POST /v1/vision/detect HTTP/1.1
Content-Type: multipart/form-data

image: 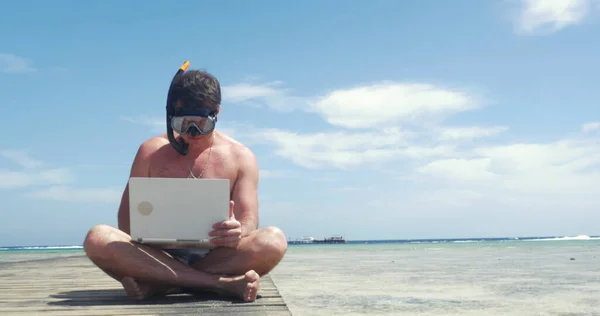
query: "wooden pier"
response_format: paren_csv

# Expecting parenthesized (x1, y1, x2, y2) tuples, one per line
(0, 255, 291, 315)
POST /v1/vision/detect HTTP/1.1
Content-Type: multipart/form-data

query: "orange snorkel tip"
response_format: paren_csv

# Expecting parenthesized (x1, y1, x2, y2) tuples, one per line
(180, 60, 190, 72)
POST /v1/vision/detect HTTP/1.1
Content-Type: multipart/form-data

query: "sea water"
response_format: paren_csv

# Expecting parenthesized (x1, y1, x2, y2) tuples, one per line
(2, 236, 600, 315)
(0, 245, 84, 264)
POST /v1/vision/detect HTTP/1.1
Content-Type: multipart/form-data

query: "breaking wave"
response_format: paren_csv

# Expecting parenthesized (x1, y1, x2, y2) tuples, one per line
(525, 235, 600, 242)
(0, 245, 83, 251)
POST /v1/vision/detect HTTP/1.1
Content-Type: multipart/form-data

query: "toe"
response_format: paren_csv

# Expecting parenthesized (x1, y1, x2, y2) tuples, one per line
(121, 277, 142, 300)
(245, 270, 260, 282)
(245, 281, 259, 302)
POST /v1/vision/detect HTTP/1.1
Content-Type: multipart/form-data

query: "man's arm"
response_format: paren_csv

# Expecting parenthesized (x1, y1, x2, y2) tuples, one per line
(231, 146, 260, 237)
(117, 140, 157, 234)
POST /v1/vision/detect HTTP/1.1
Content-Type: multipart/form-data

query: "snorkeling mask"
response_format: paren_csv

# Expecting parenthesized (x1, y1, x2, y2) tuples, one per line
(166, 61, 218, 156)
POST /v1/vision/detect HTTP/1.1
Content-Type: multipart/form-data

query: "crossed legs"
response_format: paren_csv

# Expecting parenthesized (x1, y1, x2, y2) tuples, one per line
(82, 224, 287, 302)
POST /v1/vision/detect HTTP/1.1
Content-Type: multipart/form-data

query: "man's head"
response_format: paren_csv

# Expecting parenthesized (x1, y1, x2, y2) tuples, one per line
(170, 69, 222, 113)
(166, 64, 222, 155)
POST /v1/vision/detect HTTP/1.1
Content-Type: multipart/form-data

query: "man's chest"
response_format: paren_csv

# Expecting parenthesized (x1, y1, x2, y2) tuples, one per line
(149, 150, 237, 190)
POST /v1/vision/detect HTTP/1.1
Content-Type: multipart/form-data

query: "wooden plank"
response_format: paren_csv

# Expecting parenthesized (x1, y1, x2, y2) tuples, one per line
(0, 255, 291, 315)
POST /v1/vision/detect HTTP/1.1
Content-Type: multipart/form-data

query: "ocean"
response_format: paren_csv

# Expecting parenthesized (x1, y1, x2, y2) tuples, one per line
(2, 235, 600, 315)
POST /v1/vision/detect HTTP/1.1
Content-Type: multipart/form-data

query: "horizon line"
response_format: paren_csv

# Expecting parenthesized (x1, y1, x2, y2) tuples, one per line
(2, 233, 599, 248)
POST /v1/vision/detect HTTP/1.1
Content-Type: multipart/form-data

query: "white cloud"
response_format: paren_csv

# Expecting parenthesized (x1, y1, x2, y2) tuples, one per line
(120, 115, 163, 131)
(515, 0, 595, 34)
(250, 127, 414, 169)
(234, 80, 600, 214)
(412, 188, 486, 208)
(0, 150, 73, 189)
(229, 81, 483, 169)
(260, 169, 297, 179)
(0, 54, 36, 73)
(223, 81, 481, 126)
(417, 138, 600, 204)
(0, 149, 122, 204)
(23, 185, 122, 204)
(309, 82, 478, 129)
(313, 177, 338, 183)
(401, 145, 459, 159)
(336, 130, 600, 238)
(120, 115, 167, 135)
(221, 81, 307, 111)
(437, 126, 509, 141)
(222, 82, 283, 103)
(417, 158, 499, 182)
(0, 168, 74, 189)
(582, 121, 600, 132)
(0, 150, 43, 169)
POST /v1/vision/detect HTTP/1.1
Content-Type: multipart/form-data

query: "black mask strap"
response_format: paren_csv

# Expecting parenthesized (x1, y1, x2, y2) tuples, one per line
(166, 61, 190, 156)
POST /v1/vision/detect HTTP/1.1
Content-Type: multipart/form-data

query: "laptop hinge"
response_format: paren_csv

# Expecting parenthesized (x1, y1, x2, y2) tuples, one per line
(176, 239, 208, 243)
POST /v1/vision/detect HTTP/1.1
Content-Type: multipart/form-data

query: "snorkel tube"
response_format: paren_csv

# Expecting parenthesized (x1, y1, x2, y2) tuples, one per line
(166, 60, 190, 156)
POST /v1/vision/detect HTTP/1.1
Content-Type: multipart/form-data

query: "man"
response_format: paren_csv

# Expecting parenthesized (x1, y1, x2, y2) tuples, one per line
(82, 61, 288, 303)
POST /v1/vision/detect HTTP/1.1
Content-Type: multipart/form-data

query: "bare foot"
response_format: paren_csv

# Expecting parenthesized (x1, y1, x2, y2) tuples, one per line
(217, 270, 260, 302)
(120, 276, 181, 300)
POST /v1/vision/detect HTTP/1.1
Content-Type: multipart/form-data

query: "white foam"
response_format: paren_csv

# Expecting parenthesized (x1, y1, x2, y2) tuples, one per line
(7, 245, 83, 250)
(526, 235, 600, 241)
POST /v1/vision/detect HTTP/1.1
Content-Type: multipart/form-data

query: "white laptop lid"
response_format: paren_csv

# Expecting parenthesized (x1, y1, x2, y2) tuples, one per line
(128, 177, 230, 243)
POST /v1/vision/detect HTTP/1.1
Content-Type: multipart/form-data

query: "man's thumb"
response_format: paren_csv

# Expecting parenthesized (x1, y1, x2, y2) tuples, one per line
(229, 200, 235, 219)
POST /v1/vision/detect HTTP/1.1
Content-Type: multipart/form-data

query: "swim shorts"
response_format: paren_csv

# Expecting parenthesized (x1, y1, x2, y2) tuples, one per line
(165, 249, 209, 266)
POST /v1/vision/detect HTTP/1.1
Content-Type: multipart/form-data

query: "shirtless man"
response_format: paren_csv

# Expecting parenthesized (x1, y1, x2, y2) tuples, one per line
(82, 62, 288, 303)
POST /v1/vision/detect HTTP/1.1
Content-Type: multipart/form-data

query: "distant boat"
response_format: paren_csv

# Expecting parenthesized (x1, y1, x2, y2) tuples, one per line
(292, 236, 315, 244)
(313, 235, 347, 244)
(289, 235, 347, 245)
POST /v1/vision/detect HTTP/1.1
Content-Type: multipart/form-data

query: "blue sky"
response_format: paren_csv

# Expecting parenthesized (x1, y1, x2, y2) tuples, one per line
(1, 0, 600, 246)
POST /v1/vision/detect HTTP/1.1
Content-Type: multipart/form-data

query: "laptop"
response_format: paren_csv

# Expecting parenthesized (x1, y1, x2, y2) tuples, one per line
(128, 177, 230, 249)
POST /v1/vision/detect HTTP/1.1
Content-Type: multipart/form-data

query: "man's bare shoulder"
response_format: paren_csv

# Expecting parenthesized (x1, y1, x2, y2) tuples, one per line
(133, 135, 172, 164)
(217, 132, 258, 171)
(220, 133, 256, 162)
(138, 135, 170, 154)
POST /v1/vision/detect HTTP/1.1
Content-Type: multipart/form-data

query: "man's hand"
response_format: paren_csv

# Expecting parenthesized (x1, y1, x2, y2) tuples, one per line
(209, 201, 242, 248)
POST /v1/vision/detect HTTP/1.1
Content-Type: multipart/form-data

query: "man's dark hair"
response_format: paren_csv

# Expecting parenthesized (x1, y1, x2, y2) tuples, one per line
(170, 69, 221, 110)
